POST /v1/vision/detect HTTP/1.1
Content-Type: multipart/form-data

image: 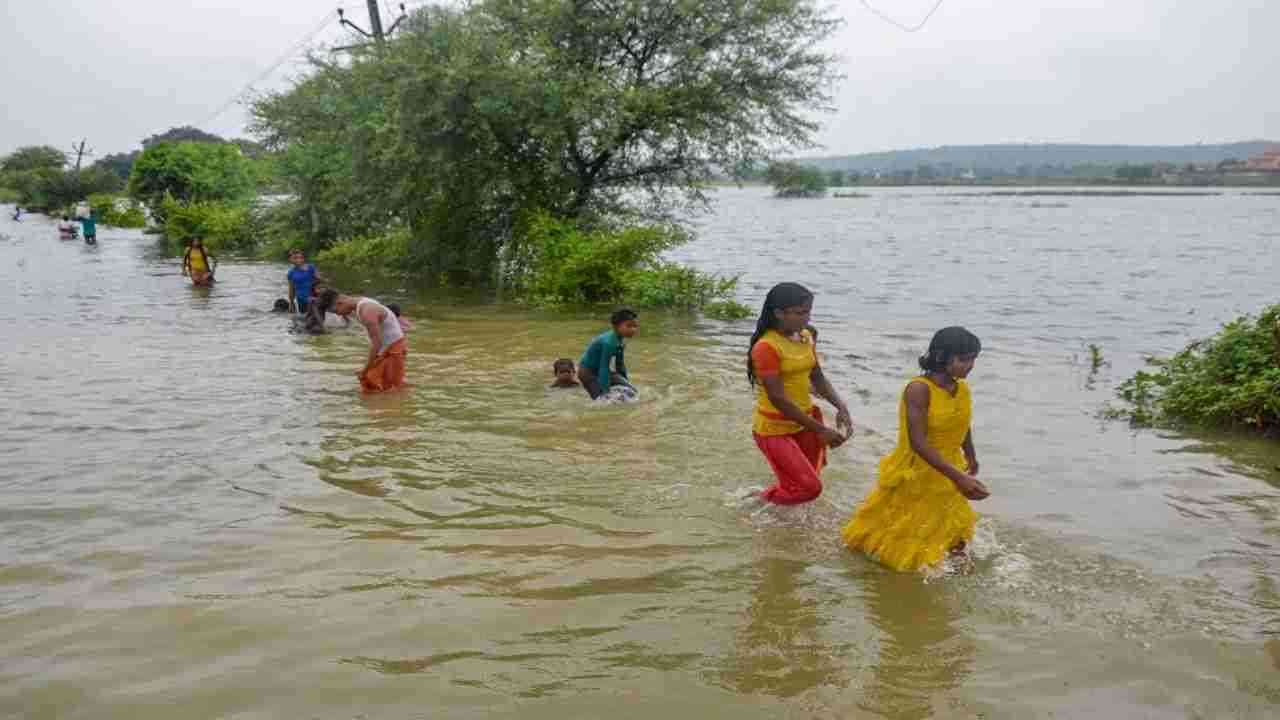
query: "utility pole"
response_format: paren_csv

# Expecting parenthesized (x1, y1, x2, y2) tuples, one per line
(70, 139, 93, 172)
(336, 3, 408, 51)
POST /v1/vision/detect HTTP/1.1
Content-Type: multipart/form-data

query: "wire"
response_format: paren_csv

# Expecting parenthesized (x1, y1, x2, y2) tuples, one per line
(192, 10, 337, 129)
(857, 0, 946, 32)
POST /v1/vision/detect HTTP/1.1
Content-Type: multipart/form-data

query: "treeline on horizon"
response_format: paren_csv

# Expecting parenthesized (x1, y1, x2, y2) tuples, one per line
(795, 141, 1276, 176)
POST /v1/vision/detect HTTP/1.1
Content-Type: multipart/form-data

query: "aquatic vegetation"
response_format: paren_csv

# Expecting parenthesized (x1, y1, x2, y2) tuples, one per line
(1112, 304, 1280, 433)
(88, 193, 146, 229)
(159, 198, 254, 254)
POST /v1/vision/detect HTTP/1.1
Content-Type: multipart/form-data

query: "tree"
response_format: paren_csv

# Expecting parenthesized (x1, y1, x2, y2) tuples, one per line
(127, 142, 257, 219)
(764, 160, 827, 197)
(2, 145, 66, 173)
(142, 126, 226, 148)
(251, 0, 841, 282)
(93, 151, 140, 181)
(827, 169, 846, 187)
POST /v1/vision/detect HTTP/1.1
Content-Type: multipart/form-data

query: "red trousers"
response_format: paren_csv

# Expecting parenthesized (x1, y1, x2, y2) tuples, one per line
(755, 408, 827, 505)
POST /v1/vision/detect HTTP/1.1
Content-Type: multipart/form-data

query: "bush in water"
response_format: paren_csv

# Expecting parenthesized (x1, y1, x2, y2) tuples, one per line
(88, 193, 146, 228)
(128, 142, 257, 223)
(514, 213, 747, 315)
(160, 198, 254, 254)
(315, 227, 412, 273)
(765, 161, 828, 198)
(1113, 303, 1280, 432)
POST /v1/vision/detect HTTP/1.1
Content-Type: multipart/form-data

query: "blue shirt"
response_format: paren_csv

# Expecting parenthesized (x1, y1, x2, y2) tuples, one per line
(579, 329, 628, 391)
(287, 264, 317, 300)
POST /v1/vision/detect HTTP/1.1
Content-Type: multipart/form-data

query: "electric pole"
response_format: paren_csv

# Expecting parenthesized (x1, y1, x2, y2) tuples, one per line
(336, 3, 408, 51)
(70, 139, 93, 172)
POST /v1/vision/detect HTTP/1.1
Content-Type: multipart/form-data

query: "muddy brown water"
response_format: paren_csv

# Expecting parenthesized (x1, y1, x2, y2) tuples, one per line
(2, 188, 1279, 718)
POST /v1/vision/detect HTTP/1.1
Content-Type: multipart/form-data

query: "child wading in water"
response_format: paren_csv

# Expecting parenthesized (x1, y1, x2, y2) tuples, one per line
(842, 327, 990, 572)
(748, 282, 853, 505)
(579, 309, 638, 401)
(549, 358, 580, 389)
(182, 239, 216, 286)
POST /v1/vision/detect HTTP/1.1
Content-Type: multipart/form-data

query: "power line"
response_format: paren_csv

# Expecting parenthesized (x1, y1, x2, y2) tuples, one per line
(857, 0, 946, 33)
(191, 10, 337, 130)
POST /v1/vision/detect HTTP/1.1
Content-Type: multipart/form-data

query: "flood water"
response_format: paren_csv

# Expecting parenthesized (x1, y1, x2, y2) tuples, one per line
(3, 188, 1279, 719)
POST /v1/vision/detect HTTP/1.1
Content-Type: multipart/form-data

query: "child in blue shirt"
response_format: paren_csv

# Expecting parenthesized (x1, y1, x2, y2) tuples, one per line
(286, 249, 324, 314)
(579, 308, 639, 400)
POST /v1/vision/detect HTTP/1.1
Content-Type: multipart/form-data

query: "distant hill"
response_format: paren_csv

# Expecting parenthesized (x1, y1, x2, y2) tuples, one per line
(802, 142, 1277, 174)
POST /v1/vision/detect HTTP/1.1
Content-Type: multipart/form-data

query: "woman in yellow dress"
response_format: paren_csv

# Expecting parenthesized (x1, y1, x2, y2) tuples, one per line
(182, 238, 216, 287)
(842, 327, 990, 572)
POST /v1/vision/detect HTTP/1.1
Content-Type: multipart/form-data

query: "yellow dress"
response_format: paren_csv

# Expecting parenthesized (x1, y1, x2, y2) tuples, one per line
(842, 376, 977, 572)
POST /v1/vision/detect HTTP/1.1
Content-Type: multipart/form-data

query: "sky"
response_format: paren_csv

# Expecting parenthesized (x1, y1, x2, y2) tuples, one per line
(1, 0, 1277, 160)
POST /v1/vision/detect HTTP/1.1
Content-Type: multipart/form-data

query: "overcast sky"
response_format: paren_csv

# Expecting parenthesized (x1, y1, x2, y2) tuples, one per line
(2, 0, 1277, 160)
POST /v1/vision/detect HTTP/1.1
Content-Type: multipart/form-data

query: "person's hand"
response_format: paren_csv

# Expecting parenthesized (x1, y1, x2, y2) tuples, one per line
(818, 426, 846, 448)
(835, 407, 854, 439)
(953, 473, 990, 501)
(966, 455, 980, 476)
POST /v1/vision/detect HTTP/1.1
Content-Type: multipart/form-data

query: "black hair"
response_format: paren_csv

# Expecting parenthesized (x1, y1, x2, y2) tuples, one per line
(553, 358, 575, 372)
(610, 308, 638, 326)
(272, 298, 290, 312)
(314, 288, 340, 317)
(919, 326, 982, 373)
(387, 303, 401, 317)
(747, 282, 814, 385)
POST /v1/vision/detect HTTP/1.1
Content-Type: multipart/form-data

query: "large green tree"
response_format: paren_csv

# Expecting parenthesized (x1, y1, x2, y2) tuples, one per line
(2, 145, 66, 173)
(127, 141, 257, 219)
(252, 0, 840, 282)
(765, 160, 827, 197)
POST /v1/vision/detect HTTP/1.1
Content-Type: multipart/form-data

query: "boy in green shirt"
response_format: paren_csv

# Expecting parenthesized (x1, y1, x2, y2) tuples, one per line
(579, 308, 639, 400)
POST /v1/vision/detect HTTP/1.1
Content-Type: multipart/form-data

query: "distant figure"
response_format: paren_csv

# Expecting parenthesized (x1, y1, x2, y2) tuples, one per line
(286, 249, 324, 315)
(746, 282, 853, 506)
(314, 289, 407, 392)
(272, 298, 291, 313)
(579, 308, 639, 400)
(549, 358, 580, 389)
(182, 238, 216, 286)
(386, 303, 412, 333)
(80, 212, 97, 245)
(842, 327, 989, 572)
(12, 207, 20, 221)
(58, 216, 78, 240)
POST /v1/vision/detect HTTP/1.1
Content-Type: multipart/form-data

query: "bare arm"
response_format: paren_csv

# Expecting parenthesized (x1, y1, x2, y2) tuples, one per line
(962, 429, 978, 475)
(905, 382, 988, 499)
(810, 364, 853, 436)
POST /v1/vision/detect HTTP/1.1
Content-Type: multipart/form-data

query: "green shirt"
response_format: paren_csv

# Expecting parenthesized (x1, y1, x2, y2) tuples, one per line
(579, 329, 628, 391)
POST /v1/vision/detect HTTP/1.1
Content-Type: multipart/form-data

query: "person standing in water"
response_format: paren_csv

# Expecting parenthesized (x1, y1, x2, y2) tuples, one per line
(748, 282, 853, 505)
(80, 211, 97, 245)
(314, 289, 407, 392)
(842, 327, 989, 572)
(286, 249, 323, 315)
(181, 238, 216, 286)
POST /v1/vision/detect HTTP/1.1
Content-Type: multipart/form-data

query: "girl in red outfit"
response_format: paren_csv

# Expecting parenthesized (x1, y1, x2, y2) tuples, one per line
(748, 282, 854, 504)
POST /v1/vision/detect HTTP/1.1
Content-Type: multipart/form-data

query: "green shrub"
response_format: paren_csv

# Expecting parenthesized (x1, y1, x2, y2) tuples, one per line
(160, 197, 254, 254)
(1112, 304, 1280, 432)
(88, 193, 146, 228)
(513, 213, 744, 313)
(128, 142, 257, 222)
(765, 161, 828, 198)
(315, 227, 412, 272)
(0, 186, 19, 204)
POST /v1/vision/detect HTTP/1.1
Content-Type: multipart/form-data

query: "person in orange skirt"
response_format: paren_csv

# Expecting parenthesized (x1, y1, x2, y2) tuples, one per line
(748, 282, 854, 504)
(314, 289, 408, 392)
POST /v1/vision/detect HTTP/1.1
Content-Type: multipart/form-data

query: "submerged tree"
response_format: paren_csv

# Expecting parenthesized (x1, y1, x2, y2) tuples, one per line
(252, 0, 841, 282)
(765, 160, 827, 197)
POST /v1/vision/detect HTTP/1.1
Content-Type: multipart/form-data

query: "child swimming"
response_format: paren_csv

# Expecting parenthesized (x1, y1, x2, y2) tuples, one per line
(579, 308, 638, 400)
(549, 358, 580, 389)
(841, 327, 989, 572)
(747, 282, 853, 505)
(273, 298, 291, 313)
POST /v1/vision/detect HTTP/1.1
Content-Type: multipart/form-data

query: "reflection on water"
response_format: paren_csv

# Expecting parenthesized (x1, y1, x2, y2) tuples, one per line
(2, 194, 1280, 717)
(859, 571, 972, 720)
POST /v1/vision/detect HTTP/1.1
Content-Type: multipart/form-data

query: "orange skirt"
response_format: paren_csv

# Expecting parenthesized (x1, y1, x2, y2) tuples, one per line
(360, 338, 407, 392)
(190, 270, 213, 286)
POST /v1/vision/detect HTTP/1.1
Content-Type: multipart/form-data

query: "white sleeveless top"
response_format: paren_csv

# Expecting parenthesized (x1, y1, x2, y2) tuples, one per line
(355, 298, 404, 352)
